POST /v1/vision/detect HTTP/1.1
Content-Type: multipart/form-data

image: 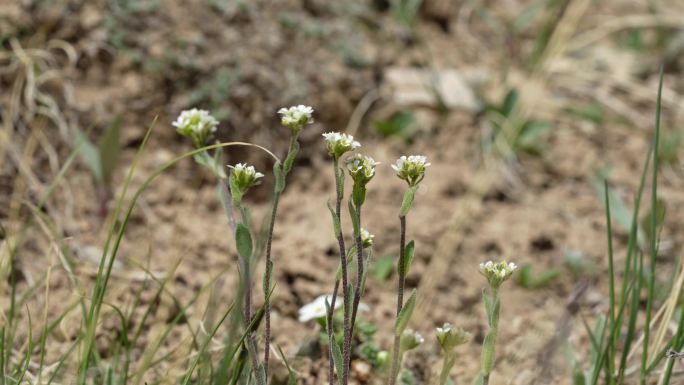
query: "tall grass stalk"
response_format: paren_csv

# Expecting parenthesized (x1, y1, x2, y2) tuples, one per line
(640, 66, 663, 385)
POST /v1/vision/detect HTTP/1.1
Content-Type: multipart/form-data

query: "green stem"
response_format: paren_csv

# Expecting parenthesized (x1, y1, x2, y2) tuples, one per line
(349, 207, 365, 360)
(235, 203, 262, 384)
(388, 215, 407, 385)
(641, 66, 663, 385)
(328, 158, 349, 385)
(264, 134, 298, 376)
(439, 353, 455, 385)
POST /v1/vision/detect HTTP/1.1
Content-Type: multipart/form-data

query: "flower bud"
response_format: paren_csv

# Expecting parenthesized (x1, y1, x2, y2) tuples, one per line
(228, 163, 264, 195)
(173, 108, 219, 147)
(346, 154, 379, 185)
(360, 228, 374, 249)
(400, 329, 424, 352)
(479, 260, 517, 288)
(435, 323, 471, 352)
(322, 132, 360, 159)
(391, 155, 430, 186)
(278, 105, 314, 133)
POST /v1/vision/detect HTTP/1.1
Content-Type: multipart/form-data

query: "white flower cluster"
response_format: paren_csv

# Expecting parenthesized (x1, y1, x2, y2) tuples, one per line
(360, 228, 374, 248)
(479, 260, 517, 287)
(278, 105, 314, 131)
(400, 329, 424, 351)
(435, 322, 471, 351)
(322, 132, 360, 158)
(173, 108, 219, 146)
(298, 294, 340, 322)
(346, 154, 379, 183)
(229, 163, 264, 192)
(392, 155, 431, 186)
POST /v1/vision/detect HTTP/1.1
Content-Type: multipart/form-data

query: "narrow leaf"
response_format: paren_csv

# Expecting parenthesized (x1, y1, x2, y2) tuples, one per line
(235, 223, 253, 260)
(395, 289, 417, 334)
(98, 116, 122, 186)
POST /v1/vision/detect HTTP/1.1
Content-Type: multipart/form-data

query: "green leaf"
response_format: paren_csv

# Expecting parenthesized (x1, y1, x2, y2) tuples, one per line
(515, 264, 561, 289)
(327, 200, 341, 238)
(235, 223, 253, 260)
(399, 240, 415, 278)
(481, 330, 497, 374)
(501, 89, 519, 117)
(349, 199, 360, 235)
(229, 173, 243, 205)
(325, 300, 345, 379)
(274, 162, 285, 194)
(283, 141, 299, 173)
(394, 289, 417, 335)
(75, 131, 103, 185)
(98, 116, 122, 186)
(373, 110, 417, 143)
(373, 255, 394, 282)
(400, 186, 417, 217)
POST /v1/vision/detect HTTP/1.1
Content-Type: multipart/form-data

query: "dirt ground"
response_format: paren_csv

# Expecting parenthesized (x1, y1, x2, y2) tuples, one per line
(2, 0, 684, 384)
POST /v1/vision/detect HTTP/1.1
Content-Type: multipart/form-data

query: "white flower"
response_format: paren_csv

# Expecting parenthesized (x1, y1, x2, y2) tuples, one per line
(400, 329, 424, 351)
(322, 132, 361, 158)
(278, 105, 314, 130)
(392, 155, 431, 186)
(436, 322, 471, 351)
(298, 294, 340, 322)
(360, 228, 374, 248)
(479, 260, 517, 287)
(173, 108, 219, 146)
(228, 163, 264, 192)
(346, 154, 379, 183)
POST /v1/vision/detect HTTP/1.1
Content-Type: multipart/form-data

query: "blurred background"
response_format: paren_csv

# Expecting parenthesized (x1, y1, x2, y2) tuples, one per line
(2, 0, 684, 384)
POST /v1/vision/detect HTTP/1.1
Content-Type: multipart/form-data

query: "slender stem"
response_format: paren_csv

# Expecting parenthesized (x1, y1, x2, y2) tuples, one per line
(327, 278, 341, 385)
(349, 208, 365, 368)
(242, 254, 261, 381)
(263, 191, 281, 374)
(263, 135, 297, 376)
(439, 354, 451, 385)
(641, 70, 663, 385)
(328, 158, 349, 385)
(483, 375, 490, 385)
(388, 215, 407, 385)
(236, 204, 262, 383)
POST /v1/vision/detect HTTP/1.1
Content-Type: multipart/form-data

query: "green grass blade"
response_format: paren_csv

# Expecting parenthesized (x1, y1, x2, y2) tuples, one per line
(641, 65, 664, 384)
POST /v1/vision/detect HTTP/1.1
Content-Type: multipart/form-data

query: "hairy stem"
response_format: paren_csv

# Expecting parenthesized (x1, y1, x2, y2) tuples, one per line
(349, 209, 364, 351)
(263, 135, 297, 376)
(327, 159, 349, 385)
(241, 254, 261, 382)
(388, 215, 407, 385)
(327, 278, 341, 385)
(263, 191, 280, 374)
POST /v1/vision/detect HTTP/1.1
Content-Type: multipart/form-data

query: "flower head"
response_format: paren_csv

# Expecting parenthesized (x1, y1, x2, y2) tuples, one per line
(346, 154, 379, 185)
(436, 323, 471, 352)
(400, 329, 424, 352)
(173, 108, 219, 146)
(322, 132, 360, 159)
(392, 155, 431, 186)
(298, 294, 340, 322)
(360, 228, 374, 249)
(278, 105, 314, 132)
(479, 260, 517, 288)
(228, 163, 264, 194)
